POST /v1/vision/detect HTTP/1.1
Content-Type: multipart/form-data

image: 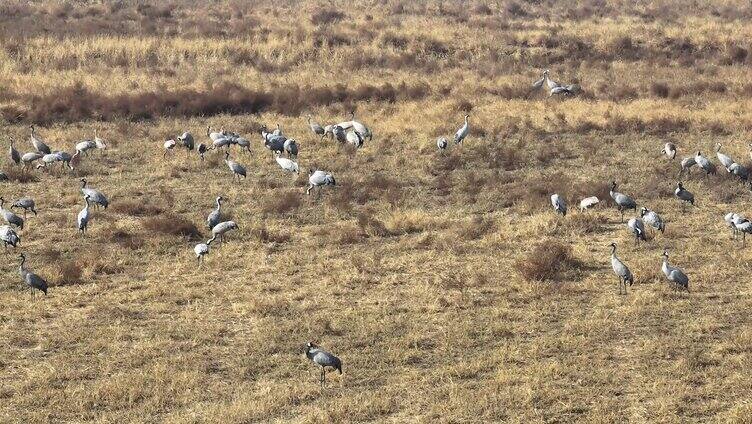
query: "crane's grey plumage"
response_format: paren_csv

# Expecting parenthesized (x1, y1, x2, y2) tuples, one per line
(207, 126, 224, 142)
(80, 178, 109, 209)
(579, 196, 599, 212)
(332, 125, 347, 144)
(0, 197, 24, 229)
(346, 130, 364, 148)
(18, 253, 47, 298)
(36, 153, 58, 170)
(8, 139, 20, 165)
(694, 151, 716, 176)
(307, 169, 336, 195)
(197, 143, 208, 160)
(284, 138, 299, 158)
(715, 143, 734, 170)
(194, 239, 213, 266)
(305, 342, 342, 387)
(348, 113, 372, 141)
(76, 139, 96, 156)
(21, 152, 43, 168)
(609, 181, 637, 223)
(0, 225, 20, 249)
(661, 249, 689, 291)
(679, 156, 696, 177)
(609, 243, 633, 295)
(725, 212, 741, 239)
(640, 207, 665, 234)
(549, 84, 580, 97)
(29, 125, 51, 154)
(207, 196, 223, 231)
(308, 115, 325, 138)
(209, 220, 238, 245)
(674, 181, 694, 212)
(531, 70, 548, 91)
(233, 135, 251, 154)
(437, 137, 448, 152)
(224, 152, 246, 181)
(550, 193, 566, 216)
(733, 215, 752, 247)
(662, 142, 677, 160)
(53, 150, 77, 171)
(178, 132, 194, 153)
(94, 129, 107, 150)
(454, 114, 469, 145)
(273, 123, 283, 137)
(163, 139, 177, 158)
(627, 217, 647, 245)
(275, 153, 299, 174)
(728, 162, 749, 182)
(11, 197, 37, 218)
(77, 194, 91, 235)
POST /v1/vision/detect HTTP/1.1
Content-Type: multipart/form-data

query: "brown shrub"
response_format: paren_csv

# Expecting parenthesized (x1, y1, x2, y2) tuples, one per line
(142, 213, 201, 240)
(455, 216, 494, 240)
(106, 228, 144, 250)
(651, 82, 670, 98)
(111, 199, 163, 217)
(249, 226, 291, 244)
(515, 241, 581, 282)
(356, 210, 389, 237)
(311, 9, 345, 25)
(2, 167, 38, 183)
(262, 191, 301, 216)
(54, 260, 83, 286)
(472, 3, 493, 15)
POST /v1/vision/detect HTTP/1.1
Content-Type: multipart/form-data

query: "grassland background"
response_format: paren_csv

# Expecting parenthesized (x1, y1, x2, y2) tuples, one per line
(2, 0, 752, 422)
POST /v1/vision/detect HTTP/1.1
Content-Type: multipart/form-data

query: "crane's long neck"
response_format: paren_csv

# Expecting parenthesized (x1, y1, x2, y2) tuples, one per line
(19, 256, 26, 272)
(610, 245, 616, 256)
(208, 234, 217, 244)
(216, 198, 222, 209)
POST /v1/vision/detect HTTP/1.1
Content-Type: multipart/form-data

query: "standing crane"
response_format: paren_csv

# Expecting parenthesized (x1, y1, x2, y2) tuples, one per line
(609, 243, 633, 295)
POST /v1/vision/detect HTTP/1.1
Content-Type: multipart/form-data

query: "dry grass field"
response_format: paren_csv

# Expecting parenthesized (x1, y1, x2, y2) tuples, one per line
(3, 0, 752, 422)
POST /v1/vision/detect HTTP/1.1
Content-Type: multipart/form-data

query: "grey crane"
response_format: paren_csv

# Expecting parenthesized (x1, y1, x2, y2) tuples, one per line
(437, 137, 448, 152)
(8, 139, 20, 165)
(178, 132, 195, 155)
(627, 217, 647, 245)
(661, 248, 689, 291)
(194, 239, 213, 266)
(11, 198, 37, 218)
(207, 126, 224, 142)
(662, 142, 677, 160)
(694, 151, 716, 177)
(323, 124, 335, 140)
(21, 152, 43, 169)
(715, 143, 734, 170)
(640, 207, 665, 234)
(729, 162, 749, 181)
(273, 123, 283, 137)
(609, 243, 633, 295)
(29, 125, 51, 154)
(454, 114, 469, 145)
(53, 150, 77, 171)
(674, 181, 694, 212)
(209, 220, 238, 245)
(530, 70, 549, 92)
(609, 181, 637, 223)
(224, 152, 246, 181)
(725, 212, 740, 239)
(549, 84, 580, 97)
(94, 129, 107, 151)
(197, 143, 208, 161)
(733, 215, 752, 247)
(233, 135, 252, 154)
(77, 194, 92, 235)
(0, 225, 20, 249)
(550, 193, 567, 216)
(18, 253, 48, 298)
(284, 138, 299, 158)
(304, 342, 342, 388)
(307, 169, 336, 195)
(207, 196, 223, 231)
(346, 130, 364, 148)
(348, 112, 372, 141)
(0, 197, 24, 229)
(35, 153, 58, 171)
(163, 139, 177, 158)
(75, 139, 96, 156)
(332, 125, 347, 144)
(275, 152, 299, 174)
(678, 156, 696, 177)
(307, 115, 325, 138)
(579, 196, 600, 212)
(80, 178, 109, 209)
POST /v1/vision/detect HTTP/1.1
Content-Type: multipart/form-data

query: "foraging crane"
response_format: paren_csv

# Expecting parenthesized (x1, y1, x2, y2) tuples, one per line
(346, 130, 364, 148)
(627, 217, 647, 245)
(194, 239, 213, 266)
(10, 198, 37, 218)
(207, 196, 223, 231)
(332, 125, 347, 144)
(715, 143, 734, 171)
(729, 162, 749, 182)
(304, 342, 342, 388)
(75, 139, 96, 156)
(679, 156, 696, 177)
(197, 143, 208, 161)
(94, 129, 107, 150)
(224, 152, 246, 181)
(0, 225, 20, 249)
(531, 70, 549, 92)
(36, 153, 58, 170)
(178, 132, 194, 154)
(307, 169, 336, 195)
(53, 150, 77, 171)
(437, 137, 448, 152)
(233, 135, 251, 154)
(163, 139, 177, 158)
(29, 125, 51, 154)
(284, 138, 299, 158)
(323, 125, 334, 140)
(77, 194, 91, 235)
(579, 196, 600, 212)
(454, 114, 469, 145)
(694, 151, 716, 176)
(609, 243, 633, 295)
(609, 181, 637, 223)
(661, 249, 689, 291)
(8, 140, 20, 165)
(307, 115, 325, 138)
(0, 197, 24, 229)
(550, 194, 567, 216)
(640, 207, 665, 234)
(733, 215, 752, 247)
(725, 212, 741, 239)
(661, 142, 677, 160)
(674, 182, 694, 212)
(549, 84, 580, 97)
(348, 112, 372, 141)
(531, 70, 579, 97)
(80, 178, 109, 209)
(275, 152, 299, 174)
(209, 220, 238, 245)
(207, 126, 224, 142)
(19, 253, 48, 298)
(21, 152, 43, 169)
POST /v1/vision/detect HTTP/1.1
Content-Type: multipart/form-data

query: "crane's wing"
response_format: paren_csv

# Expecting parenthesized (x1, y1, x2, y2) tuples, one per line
(531, 76, 545, 90)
